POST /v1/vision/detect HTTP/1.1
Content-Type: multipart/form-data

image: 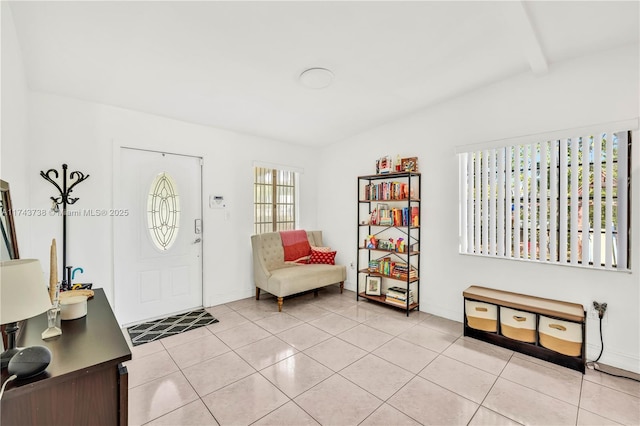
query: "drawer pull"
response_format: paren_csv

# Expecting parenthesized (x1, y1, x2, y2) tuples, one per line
(513, 316, 527, 322)
(548, 324, 567, 331)
(475, 307, 488, 312)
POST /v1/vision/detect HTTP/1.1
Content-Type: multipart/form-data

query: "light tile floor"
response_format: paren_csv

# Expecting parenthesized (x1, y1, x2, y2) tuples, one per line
(123, 285, 640, 425)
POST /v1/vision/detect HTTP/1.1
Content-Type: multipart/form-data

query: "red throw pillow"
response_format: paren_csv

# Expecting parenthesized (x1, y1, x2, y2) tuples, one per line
(309, 249, 337, 265)
(311, 246, 332, 253)
(280, 230, 311, 261)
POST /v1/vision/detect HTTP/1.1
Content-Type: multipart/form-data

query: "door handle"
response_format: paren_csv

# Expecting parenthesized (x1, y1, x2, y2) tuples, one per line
(193, 238, 202, 244)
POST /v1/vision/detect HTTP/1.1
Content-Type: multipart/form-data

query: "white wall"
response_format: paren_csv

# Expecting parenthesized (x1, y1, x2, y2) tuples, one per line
(1, 0, 322, 323)
(25, 91, 321, 311)
(4, 3, 638, 372)
(1, 2, 31, 254)
(318, 44, 640, 373)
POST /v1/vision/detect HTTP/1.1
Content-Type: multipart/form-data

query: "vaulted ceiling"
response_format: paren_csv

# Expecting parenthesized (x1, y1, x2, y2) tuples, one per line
(8, 1, 638, 146)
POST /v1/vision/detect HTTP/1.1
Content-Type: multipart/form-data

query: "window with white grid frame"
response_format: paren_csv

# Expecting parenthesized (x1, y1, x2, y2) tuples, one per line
(458, 127, 632, 271)
(254, 167, 297, 234)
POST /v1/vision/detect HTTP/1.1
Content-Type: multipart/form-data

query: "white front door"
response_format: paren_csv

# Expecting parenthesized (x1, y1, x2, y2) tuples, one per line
(115, 148, 202, 326)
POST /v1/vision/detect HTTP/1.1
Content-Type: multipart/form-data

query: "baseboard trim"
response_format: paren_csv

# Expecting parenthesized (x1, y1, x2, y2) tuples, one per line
(585, 343, 639, 374)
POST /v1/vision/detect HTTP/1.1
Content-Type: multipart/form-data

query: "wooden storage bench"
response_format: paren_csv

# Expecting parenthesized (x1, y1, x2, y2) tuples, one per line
(463, 285, 586, 373)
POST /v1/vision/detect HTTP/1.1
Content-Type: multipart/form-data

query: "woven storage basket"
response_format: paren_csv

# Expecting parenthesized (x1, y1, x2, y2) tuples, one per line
(538, 315, 582, 356)
(500, 307, 536, 343)
(465, 300, 497, 332)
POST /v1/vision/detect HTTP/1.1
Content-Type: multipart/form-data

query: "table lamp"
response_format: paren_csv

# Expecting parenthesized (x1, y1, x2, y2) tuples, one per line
(1, 259, 53, 369)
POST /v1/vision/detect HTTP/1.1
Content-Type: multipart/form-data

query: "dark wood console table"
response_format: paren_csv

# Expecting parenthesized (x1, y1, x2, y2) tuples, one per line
(1, 289, 132, 425)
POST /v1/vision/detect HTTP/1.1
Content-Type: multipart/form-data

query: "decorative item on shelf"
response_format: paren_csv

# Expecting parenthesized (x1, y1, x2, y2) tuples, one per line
(58, 289, 94, 320)
(71, 283, 93, 290)
(366, 235, 377, 249)
(60, 296, 88, 320)
(72, 266, 83, 282)
(69, 266, 93, 290)
(365, 276, 381, 296)
(369, 209, 378, 225)
(1, 259, 55, 369)
(377, 155, 393, 174)
(401, 157, 418, 172)
(42, 280, 62, 339)
(411, 207, 419, 227)
(40, 164, 90, 292)
(395, 155, 402, 172)
(378, 240, 395, 251)
(49, 239, 58, 301)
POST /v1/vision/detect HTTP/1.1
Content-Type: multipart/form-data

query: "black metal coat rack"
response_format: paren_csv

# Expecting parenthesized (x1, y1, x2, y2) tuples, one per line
(40, 164, 89, 290)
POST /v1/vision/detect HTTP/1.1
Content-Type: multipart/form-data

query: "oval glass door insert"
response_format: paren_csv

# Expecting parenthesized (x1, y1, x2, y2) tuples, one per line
(147, 172, 181, 250)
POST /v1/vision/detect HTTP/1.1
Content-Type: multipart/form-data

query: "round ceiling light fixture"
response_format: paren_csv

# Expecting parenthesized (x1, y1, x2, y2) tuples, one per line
(299, 67, 334, 89)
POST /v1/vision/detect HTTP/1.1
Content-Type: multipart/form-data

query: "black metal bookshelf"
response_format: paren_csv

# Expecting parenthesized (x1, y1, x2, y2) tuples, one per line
(357, 171, 421, 316)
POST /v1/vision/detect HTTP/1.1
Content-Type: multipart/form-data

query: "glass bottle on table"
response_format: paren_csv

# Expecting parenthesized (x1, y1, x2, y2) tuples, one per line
(42, 282, 62, 339)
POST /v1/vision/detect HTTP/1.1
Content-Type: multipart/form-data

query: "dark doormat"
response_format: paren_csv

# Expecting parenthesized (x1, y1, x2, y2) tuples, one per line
(127, 308, 219, 346)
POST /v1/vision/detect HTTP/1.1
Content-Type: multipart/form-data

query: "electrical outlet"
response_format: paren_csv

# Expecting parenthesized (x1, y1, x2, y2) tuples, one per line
(593, 301, 607, 317)
(589, 301, 608, 322)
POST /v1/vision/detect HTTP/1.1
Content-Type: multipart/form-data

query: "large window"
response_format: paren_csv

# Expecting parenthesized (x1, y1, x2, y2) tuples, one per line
(458, 126, 632, 271)
(254, 167, 297, 234)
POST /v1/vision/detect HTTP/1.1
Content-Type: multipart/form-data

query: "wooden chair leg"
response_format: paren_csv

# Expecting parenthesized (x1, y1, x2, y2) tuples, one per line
(340, 282, 344, 293)
(277, 297, 283, 312)
(255, 287, 260, 300)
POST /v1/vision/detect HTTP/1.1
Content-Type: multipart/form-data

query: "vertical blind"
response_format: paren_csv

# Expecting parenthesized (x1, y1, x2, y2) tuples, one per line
(458, 128, 631, 271)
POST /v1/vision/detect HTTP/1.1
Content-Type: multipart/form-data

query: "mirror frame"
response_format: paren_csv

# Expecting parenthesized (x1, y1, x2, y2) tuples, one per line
(1, 179, 20, 349)
(1, 179, 20, 260)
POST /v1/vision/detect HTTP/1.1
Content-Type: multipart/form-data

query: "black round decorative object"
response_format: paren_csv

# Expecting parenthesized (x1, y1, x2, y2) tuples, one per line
(7, 346, 52, 379)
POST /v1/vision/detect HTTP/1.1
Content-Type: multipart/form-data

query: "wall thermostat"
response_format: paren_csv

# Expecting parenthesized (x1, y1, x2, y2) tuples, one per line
(209, 195, 225, 209)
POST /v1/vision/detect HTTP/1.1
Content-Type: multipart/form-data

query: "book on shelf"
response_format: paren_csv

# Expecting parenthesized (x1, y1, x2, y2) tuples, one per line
(411, 206, 419, 227)
(391, 263, 418, 279)
(368, 257, 396, 276)
(369, 259, 409, 278)
(390, 208, 412, 226)
(364, 182, 414, 201)
(379, 215, 393, 226)
(385, 296, 415, 307)
(386, 287, 415, 301)
(394, 273, 417, 281)
(384, 296, 414, 305)
(386, 286, 413, 297)
(364, 181, 412, 201)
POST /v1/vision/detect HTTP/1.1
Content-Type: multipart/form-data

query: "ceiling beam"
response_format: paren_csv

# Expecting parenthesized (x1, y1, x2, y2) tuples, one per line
(503, 1, 548, 75)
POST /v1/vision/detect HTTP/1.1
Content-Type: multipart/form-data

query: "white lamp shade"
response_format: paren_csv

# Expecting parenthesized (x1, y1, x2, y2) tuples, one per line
(1, 259, 53, 324)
